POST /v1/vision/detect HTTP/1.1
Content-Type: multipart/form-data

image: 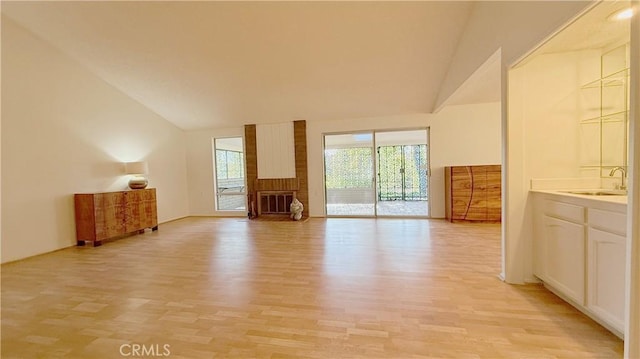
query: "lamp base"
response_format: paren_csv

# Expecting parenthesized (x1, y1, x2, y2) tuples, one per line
(128, 177, 148, 190)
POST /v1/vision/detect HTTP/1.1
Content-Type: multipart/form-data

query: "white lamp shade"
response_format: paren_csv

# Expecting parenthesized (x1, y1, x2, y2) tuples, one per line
(124, 161, 148, 175)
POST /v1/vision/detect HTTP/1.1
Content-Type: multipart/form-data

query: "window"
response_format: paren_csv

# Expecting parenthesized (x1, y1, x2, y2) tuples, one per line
(215, 150, 244, 181)
(213, 137, 246, 211)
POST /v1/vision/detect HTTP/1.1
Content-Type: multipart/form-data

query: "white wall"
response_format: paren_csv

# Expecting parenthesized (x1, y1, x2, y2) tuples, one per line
(437, 1, 591, 109)
(518, 47, 629, 184)
(1, 10, 4, 266)
(307, 102, 502, 217)
(441, 0, 593, 286)
(186, 126, 245, 217)
(506, 49, 600, 283)
(522, 50, 601, 179)
(625, 4, 640, 356)
(508, 8, 639, 355)
(184, 103, 501, 219)
(1, 17, 189, 263)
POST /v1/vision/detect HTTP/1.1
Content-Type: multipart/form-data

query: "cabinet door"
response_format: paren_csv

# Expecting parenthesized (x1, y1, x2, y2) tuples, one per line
(588, 227, 626, 332)
(544, 215, 585, 305)
(124, 191, 144, 232)
(450, 167, 472, 220)
(75, 194, 97, 241)
(466, 166, 487, 221)
(94, 192, 125, 240)
(140, 189, 158, 229)
(486, 166, 501, 221)
(532, 195, 546, 280)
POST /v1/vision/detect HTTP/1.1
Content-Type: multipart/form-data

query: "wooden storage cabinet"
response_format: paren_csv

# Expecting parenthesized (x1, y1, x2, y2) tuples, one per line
(74, 189, 158, 246)
(445, 165, 501, 222)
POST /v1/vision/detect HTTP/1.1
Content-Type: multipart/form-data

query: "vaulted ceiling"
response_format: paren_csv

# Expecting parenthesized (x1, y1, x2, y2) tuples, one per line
(2, 1, 477, 130)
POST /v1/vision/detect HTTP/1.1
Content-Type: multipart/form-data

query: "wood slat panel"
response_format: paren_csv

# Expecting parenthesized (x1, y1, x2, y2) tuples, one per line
(293, 120, 309, 217)
(255, 178, 299, 191)
(245, 124, 258, 216)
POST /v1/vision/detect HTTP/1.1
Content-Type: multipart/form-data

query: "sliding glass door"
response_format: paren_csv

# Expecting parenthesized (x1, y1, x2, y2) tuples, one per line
(324, 129, 429, 217)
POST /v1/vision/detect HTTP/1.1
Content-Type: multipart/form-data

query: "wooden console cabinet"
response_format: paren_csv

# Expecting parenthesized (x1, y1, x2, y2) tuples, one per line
(74, 188, 158, 246)
(445, 165, 501, 222)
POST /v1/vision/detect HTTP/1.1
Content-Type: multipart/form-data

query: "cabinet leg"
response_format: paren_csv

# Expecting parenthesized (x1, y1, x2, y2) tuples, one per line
(77, 240, 86, 246)
(139, 229, 145, 234)
(94, 240, 102, 247)
(152, 226, 158, 231)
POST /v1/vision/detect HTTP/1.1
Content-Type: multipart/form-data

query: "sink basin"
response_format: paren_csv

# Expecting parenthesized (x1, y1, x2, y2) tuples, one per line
(562, 190, 627, 196)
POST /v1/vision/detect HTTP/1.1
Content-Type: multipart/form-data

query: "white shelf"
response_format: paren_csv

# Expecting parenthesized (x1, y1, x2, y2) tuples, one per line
(581, 68, 629, 90)
(580, 110, 628, 125)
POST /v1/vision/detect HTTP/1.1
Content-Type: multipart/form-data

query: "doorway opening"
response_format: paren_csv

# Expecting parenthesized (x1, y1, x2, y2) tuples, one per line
(324, 129, 429, 217)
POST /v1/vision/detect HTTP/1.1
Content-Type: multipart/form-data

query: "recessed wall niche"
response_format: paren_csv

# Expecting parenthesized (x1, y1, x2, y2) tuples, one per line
(509, 1, 631, 182)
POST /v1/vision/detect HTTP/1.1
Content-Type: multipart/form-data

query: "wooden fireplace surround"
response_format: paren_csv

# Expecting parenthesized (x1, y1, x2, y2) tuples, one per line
(244, 120, 308, 219)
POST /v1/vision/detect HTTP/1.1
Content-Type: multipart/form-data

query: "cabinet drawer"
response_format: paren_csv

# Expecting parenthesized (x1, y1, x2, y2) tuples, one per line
(589, 208, 626, 236)
(544, 200, 585, 223)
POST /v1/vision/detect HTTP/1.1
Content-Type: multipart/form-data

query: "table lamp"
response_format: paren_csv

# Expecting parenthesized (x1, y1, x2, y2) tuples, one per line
(125, 161, 148, 189)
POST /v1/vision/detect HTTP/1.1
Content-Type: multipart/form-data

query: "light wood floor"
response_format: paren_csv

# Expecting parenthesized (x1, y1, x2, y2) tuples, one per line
(1, 217, 622, 358)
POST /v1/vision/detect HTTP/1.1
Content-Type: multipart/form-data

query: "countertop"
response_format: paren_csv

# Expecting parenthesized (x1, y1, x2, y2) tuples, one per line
(530, 189, 628, 205)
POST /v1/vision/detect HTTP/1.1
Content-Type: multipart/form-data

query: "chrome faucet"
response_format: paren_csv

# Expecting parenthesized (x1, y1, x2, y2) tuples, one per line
(609, 166, 627, 190)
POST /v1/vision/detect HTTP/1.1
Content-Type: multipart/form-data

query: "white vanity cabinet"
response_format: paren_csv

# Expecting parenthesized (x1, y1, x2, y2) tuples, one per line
(532, 191, 626, 338)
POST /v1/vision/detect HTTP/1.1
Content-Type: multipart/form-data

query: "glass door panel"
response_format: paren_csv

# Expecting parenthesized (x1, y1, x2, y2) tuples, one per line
(375, 130, 429, 217)
(324, 133, 375, 216)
